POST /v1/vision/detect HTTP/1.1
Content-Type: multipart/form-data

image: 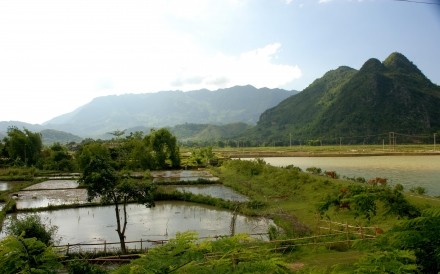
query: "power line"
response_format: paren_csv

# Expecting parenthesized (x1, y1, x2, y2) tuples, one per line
(392, 0, 440, 5)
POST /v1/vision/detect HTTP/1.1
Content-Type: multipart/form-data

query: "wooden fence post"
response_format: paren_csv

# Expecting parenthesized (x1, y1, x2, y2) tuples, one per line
(104, 240, 107, 255)
(346, 222, 350, 248)
(66, 243, 70, 255)
(140, 239, 143, 251)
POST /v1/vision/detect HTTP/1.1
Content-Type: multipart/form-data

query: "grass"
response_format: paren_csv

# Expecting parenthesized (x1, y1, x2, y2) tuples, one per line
(211, 158, 440, 270)
(211, 144, 440, 157)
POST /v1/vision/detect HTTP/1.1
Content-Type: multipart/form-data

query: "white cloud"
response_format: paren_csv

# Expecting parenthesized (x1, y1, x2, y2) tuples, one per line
(168, 43, 302, 91)
(0, 0, 301, 124)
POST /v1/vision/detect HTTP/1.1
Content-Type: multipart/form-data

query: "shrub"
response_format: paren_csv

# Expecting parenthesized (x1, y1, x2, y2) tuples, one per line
(7, 215, 58, 245)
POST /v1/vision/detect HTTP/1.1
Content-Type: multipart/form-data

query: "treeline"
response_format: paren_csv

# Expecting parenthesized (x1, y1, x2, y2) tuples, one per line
(0, 127, 180, 172)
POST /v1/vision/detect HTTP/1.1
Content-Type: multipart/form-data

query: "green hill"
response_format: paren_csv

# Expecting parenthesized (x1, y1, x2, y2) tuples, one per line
(250, 52, 440, 145)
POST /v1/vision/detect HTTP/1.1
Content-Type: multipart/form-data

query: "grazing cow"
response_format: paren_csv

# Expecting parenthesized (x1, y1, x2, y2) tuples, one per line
(325, 171, 337, 179)
(368, 177, 387, 186)
(339, 201, 350, 210)
(374, 227, 384, 235)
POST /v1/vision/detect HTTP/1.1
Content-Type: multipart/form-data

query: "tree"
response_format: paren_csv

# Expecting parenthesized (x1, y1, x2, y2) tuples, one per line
(41, 142, 75, 171)
(147, 128, 180, 169)
(386, 208, 440, 273)
(79, 155, 156, 254)
(2, 127, 42, 166)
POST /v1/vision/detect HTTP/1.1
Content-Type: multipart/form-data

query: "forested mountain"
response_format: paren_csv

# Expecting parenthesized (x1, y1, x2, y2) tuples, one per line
(249, 52, 440, 145)
(43, 85, 295, 137)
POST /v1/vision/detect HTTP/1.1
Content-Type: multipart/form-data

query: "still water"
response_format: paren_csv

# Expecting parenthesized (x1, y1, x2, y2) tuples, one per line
(259, 155, 440, 196)
(3, 201, 274, 245)
(165, 185, 249, 202)
(0, 181, 13, 191)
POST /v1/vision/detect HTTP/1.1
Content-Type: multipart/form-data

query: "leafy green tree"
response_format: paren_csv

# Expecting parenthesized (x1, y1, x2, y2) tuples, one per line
(7, 215, 58, 246)
(147, 128, 180, 169)
(79, 155, 156, 254)
(75, 141, 111, 171)
(2, 127, 42, 166)
(40, 142, 75, 171)
(386, 208, 440, 273)
(187, 146, 218, 167)
(0, 235, 62, 274)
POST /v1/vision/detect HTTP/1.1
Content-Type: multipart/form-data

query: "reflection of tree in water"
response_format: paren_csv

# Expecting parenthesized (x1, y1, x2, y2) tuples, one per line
(230, 205, 239, 236)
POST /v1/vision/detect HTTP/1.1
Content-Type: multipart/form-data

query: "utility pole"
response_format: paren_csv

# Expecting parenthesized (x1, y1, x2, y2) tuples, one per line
(289, 133, 292, 148)
(389, 132, 396, 151)
(434, 133, 437, 151)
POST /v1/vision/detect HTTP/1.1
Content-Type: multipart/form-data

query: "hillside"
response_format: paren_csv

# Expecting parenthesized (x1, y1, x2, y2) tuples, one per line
(43, 85, 296, 137)
(250, 52, 440, 145)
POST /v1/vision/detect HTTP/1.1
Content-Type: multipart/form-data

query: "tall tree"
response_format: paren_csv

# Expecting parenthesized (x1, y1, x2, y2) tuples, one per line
(79, 151, 156, 254)
(147, 128, 180, 169)
(2, 127, 42, 166)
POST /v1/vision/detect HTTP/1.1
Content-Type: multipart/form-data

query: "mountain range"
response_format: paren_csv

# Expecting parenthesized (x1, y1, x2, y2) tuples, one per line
(1, 52, 439, 146)
(1, 86, 295, 142)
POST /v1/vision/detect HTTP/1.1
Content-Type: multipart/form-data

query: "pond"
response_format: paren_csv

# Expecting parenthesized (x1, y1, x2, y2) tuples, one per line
(258, 155, 440, 196)
(15, 189, 92, 209)
(2, 201, 274, 247)
(151, 170, 219, 183)
(0, 181, 13, 191)
(15, 180, 248, 209)
(24, 180, 79, 190)
(164, 184, 249, 202)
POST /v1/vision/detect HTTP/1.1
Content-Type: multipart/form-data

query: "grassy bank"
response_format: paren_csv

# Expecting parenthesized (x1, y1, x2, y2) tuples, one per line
(211, 158, 440, 271)
(210, 144, 440, 158)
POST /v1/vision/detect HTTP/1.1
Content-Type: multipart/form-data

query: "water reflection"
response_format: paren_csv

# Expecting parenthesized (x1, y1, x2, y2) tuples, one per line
(165, 185, 249, 202)
(15, 189, 92, 209)
(152, 170, 219, 183)
(0, 181, 13, 191)
(3, 201, 274, 246)
(24, 180, 79, 190)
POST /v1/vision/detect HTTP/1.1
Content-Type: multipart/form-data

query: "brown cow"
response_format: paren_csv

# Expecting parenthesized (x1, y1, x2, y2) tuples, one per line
(325, 170, 337, 179)
(368, 177, 387, 186)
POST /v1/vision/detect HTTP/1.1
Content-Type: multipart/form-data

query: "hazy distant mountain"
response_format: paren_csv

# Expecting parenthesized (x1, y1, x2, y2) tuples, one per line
(43, 85, 296, 137)
(0, 121, 45, 133)
(0, 121, 82, 145)
(249, 52, 440, 144)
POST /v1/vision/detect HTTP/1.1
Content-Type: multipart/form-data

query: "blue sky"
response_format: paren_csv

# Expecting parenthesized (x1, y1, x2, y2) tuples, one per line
(1, 0, 439, 124)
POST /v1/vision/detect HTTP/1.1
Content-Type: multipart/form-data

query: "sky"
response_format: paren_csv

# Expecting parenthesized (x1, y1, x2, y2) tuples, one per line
(1, 0, 439, 124)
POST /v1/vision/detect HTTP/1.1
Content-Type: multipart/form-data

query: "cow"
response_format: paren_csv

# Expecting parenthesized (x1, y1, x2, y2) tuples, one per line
(368, 177, 387, 186)
(325, 170, 337, 179)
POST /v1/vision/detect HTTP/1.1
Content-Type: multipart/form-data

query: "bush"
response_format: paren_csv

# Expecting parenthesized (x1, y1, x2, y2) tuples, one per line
(68, 259, 108, 274)
(7, 215, 58, 245)
(306, 167, 322, 175)
(409, 186, 426, 195)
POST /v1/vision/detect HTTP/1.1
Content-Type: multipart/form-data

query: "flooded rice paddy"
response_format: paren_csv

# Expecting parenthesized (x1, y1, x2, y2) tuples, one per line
(0, 181, 13, 191)
(2, 171, 261, 245)
(2, 201, 273, 246)
(164, 185, 249, 202)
